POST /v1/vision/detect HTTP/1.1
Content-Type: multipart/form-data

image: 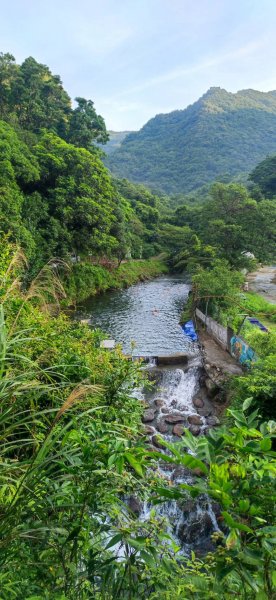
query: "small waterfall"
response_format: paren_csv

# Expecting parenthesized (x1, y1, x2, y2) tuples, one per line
(137, 356, 221, 554)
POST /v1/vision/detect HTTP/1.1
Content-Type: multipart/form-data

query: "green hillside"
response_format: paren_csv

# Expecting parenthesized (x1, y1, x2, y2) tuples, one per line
(106, 87, 276, 193)
(99, 130, 134, 154)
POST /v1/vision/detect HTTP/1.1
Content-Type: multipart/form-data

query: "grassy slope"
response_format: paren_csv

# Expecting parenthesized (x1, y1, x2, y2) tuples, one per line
(64, 258, 168, 304)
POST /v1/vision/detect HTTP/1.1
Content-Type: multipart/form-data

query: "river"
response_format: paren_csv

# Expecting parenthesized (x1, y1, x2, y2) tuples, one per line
(76, 275, 220, 553)
(76, 274, 194, 356)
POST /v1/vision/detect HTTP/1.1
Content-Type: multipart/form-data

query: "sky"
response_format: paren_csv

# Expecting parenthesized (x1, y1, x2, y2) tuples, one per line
(1, 0, 276, 130)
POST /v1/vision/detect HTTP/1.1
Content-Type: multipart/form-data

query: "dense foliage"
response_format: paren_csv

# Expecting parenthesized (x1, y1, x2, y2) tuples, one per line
(249, 154, 276, 199)
(0, 54, 168, 274)
(0, 51, 276, 598)
(106, 87, 276, 194)
(1, 241, 275, 599)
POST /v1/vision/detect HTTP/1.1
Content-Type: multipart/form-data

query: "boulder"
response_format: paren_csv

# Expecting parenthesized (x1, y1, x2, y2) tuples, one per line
(164, 414, 185, 424)
(205, 377, 220, 397)
(188, 414, 203, 426)
(173, 424, 185, 437)
(189, 425, 200, 436)
(128, 496, 142, 515)
(155, 398, 165, 407)
(207, 415, 220, 426)
(156, 420, 169, 434)
(193, 396, 204, 409)
(152, 435, 166, 449)
(143, 425, 155, 434)
(142, 409, 156, 423)
(198, 407, 212, 417)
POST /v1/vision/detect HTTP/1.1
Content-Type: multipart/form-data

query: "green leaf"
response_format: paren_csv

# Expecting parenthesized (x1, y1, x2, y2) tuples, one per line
(222, 511, 253, 533)
(105, 533, 123, 550)
(256, 592, 269, 600)
(124, 452, 144, 477)
(243, 397, 253, 411)
(238, 499, 250, 512)
(258, 526, 276, 535)
(64, 526, 81, 544)
(140, 550, 155, 567)
(260, 438, 272, 451)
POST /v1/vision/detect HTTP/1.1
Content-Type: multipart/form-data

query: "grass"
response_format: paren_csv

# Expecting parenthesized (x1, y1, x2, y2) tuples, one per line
(240, 292, 276, 329)
(63, 258, 168, 304)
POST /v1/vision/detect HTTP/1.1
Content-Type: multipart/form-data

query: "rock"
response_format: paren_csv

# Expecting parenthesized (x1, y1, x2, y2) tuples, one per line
(179, 512, 214, 545)
(142, 409, 156, 423)
(172, 466, 188, 480)
(155, 398, 165, 407)
(205, 377, 219, 397)
(198, 407, 212, 417)
(156, 420, 169, 433)
(146, 446, 156, 453)
(143, 425, 155, 434)
(193, 467, 205, 477)
(188, 414, 203, 426)
(146, 368, 163, 383)
(164, 414, 185, 424)
(152, 435, 166, 449)
(193, 396, 204, 408)
(161, 406, 168, 413)
(207, 415, 220, 426)
(128, 496, 142, 515)
(173, 424, 185, 437)
(189, 425, 200, 436)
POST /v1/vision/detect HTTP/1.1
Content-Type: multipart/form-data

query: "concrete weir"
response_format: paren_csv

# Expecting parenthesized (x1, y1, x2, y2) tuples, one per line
(156, 353, 189, 366)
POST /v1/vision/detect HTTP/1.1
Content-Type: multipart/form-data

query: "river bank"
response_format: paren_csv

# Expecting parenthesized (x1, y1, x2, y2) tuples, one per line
(63, 258, 168, 305)
(247, 265, 276, 304)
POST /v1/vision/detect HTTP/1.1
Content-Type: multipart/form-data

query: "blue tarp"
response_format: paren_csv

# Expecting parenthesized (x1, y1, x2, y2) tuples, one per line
(181, 320, 198, 342)
(247, 317, 268, 332)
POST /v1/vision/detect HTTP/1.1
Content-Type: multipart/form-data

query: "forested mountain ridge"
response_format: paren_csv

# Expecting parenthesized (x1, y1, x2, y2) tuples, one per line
(106, 87, 276, 193)
(99, 130, 134, 154)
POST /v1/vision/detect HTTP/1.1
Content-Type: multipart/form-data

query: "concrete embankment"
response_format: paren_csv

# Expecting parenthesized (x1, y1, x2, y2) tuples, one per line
(197, 326, 243, 413)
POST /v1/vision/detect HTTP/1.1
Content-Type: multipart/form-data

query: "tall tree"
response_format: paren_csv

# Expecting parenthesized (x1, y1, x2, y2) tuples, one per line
(67, 97, 109, 149)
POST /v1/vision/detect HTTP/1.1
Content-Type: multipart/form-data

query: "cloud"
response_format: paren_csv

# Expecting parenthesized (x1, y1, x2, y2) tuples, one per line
(114, 39, 266, 97)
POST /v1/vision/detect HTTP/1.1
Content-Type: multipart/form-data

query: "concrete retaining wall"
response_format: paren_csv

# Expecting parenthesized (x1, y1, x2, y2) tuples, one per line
(195, 308, 228, 350)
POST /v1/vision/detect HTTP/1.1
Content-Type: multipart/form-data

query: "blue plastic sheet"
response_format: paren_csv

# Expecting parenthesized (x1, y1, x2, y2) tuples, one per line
(247, 317, 268, 332)
(181, 320, 198, 342)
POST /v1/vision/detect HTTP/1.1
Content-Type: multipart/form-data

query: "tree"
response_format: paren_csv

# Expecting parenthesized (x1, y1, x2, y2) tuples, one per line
(67, 97, 109, 149)
(0, 52, 18, 119)
(10, 56, 72, 136)
(249, 154, 276, 198)
(192, 259, 244, 323)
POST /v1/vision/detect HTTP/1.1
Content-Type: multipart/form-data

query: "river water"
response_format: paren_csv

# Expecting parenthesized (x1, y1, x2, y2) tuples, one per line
(76, 275, 194, 356)
(76, 275, 220, 553)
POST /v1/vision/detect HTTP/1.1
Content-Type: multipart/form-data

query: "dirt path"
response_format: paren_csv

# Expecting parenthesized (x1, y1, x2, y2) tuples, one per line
(198, 329, 243, 377)
(247, 266, 276, 304)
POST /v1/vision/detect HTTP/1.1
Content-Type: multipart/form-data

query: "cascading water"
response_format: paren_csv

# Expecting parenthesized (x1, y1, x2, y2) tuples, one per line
(137, 358, 221, 554)
(76, 274, 221, 554)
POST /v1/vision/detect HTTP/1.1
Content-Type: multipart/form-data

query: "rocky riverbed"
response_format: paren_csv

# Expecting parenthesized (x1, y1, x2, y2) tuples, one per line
(136, 354, 225, 553)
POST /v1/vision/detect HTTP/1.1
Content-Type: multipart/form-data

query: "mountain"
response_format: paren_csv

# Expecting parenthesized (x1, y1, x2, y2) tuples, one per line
(106, 87, 276, 194)
(99, 130, 134, 155)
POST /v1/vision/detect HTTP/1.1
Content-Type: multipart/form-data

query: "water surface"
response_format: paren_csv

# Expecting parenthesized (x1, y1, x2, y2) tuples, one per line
(76, 275, 193, 355)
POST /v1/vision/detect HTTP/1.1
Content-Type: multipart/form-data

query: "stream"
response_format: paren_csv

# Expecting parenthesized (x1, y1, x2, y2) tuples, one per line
(76, 275, 221, 553)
